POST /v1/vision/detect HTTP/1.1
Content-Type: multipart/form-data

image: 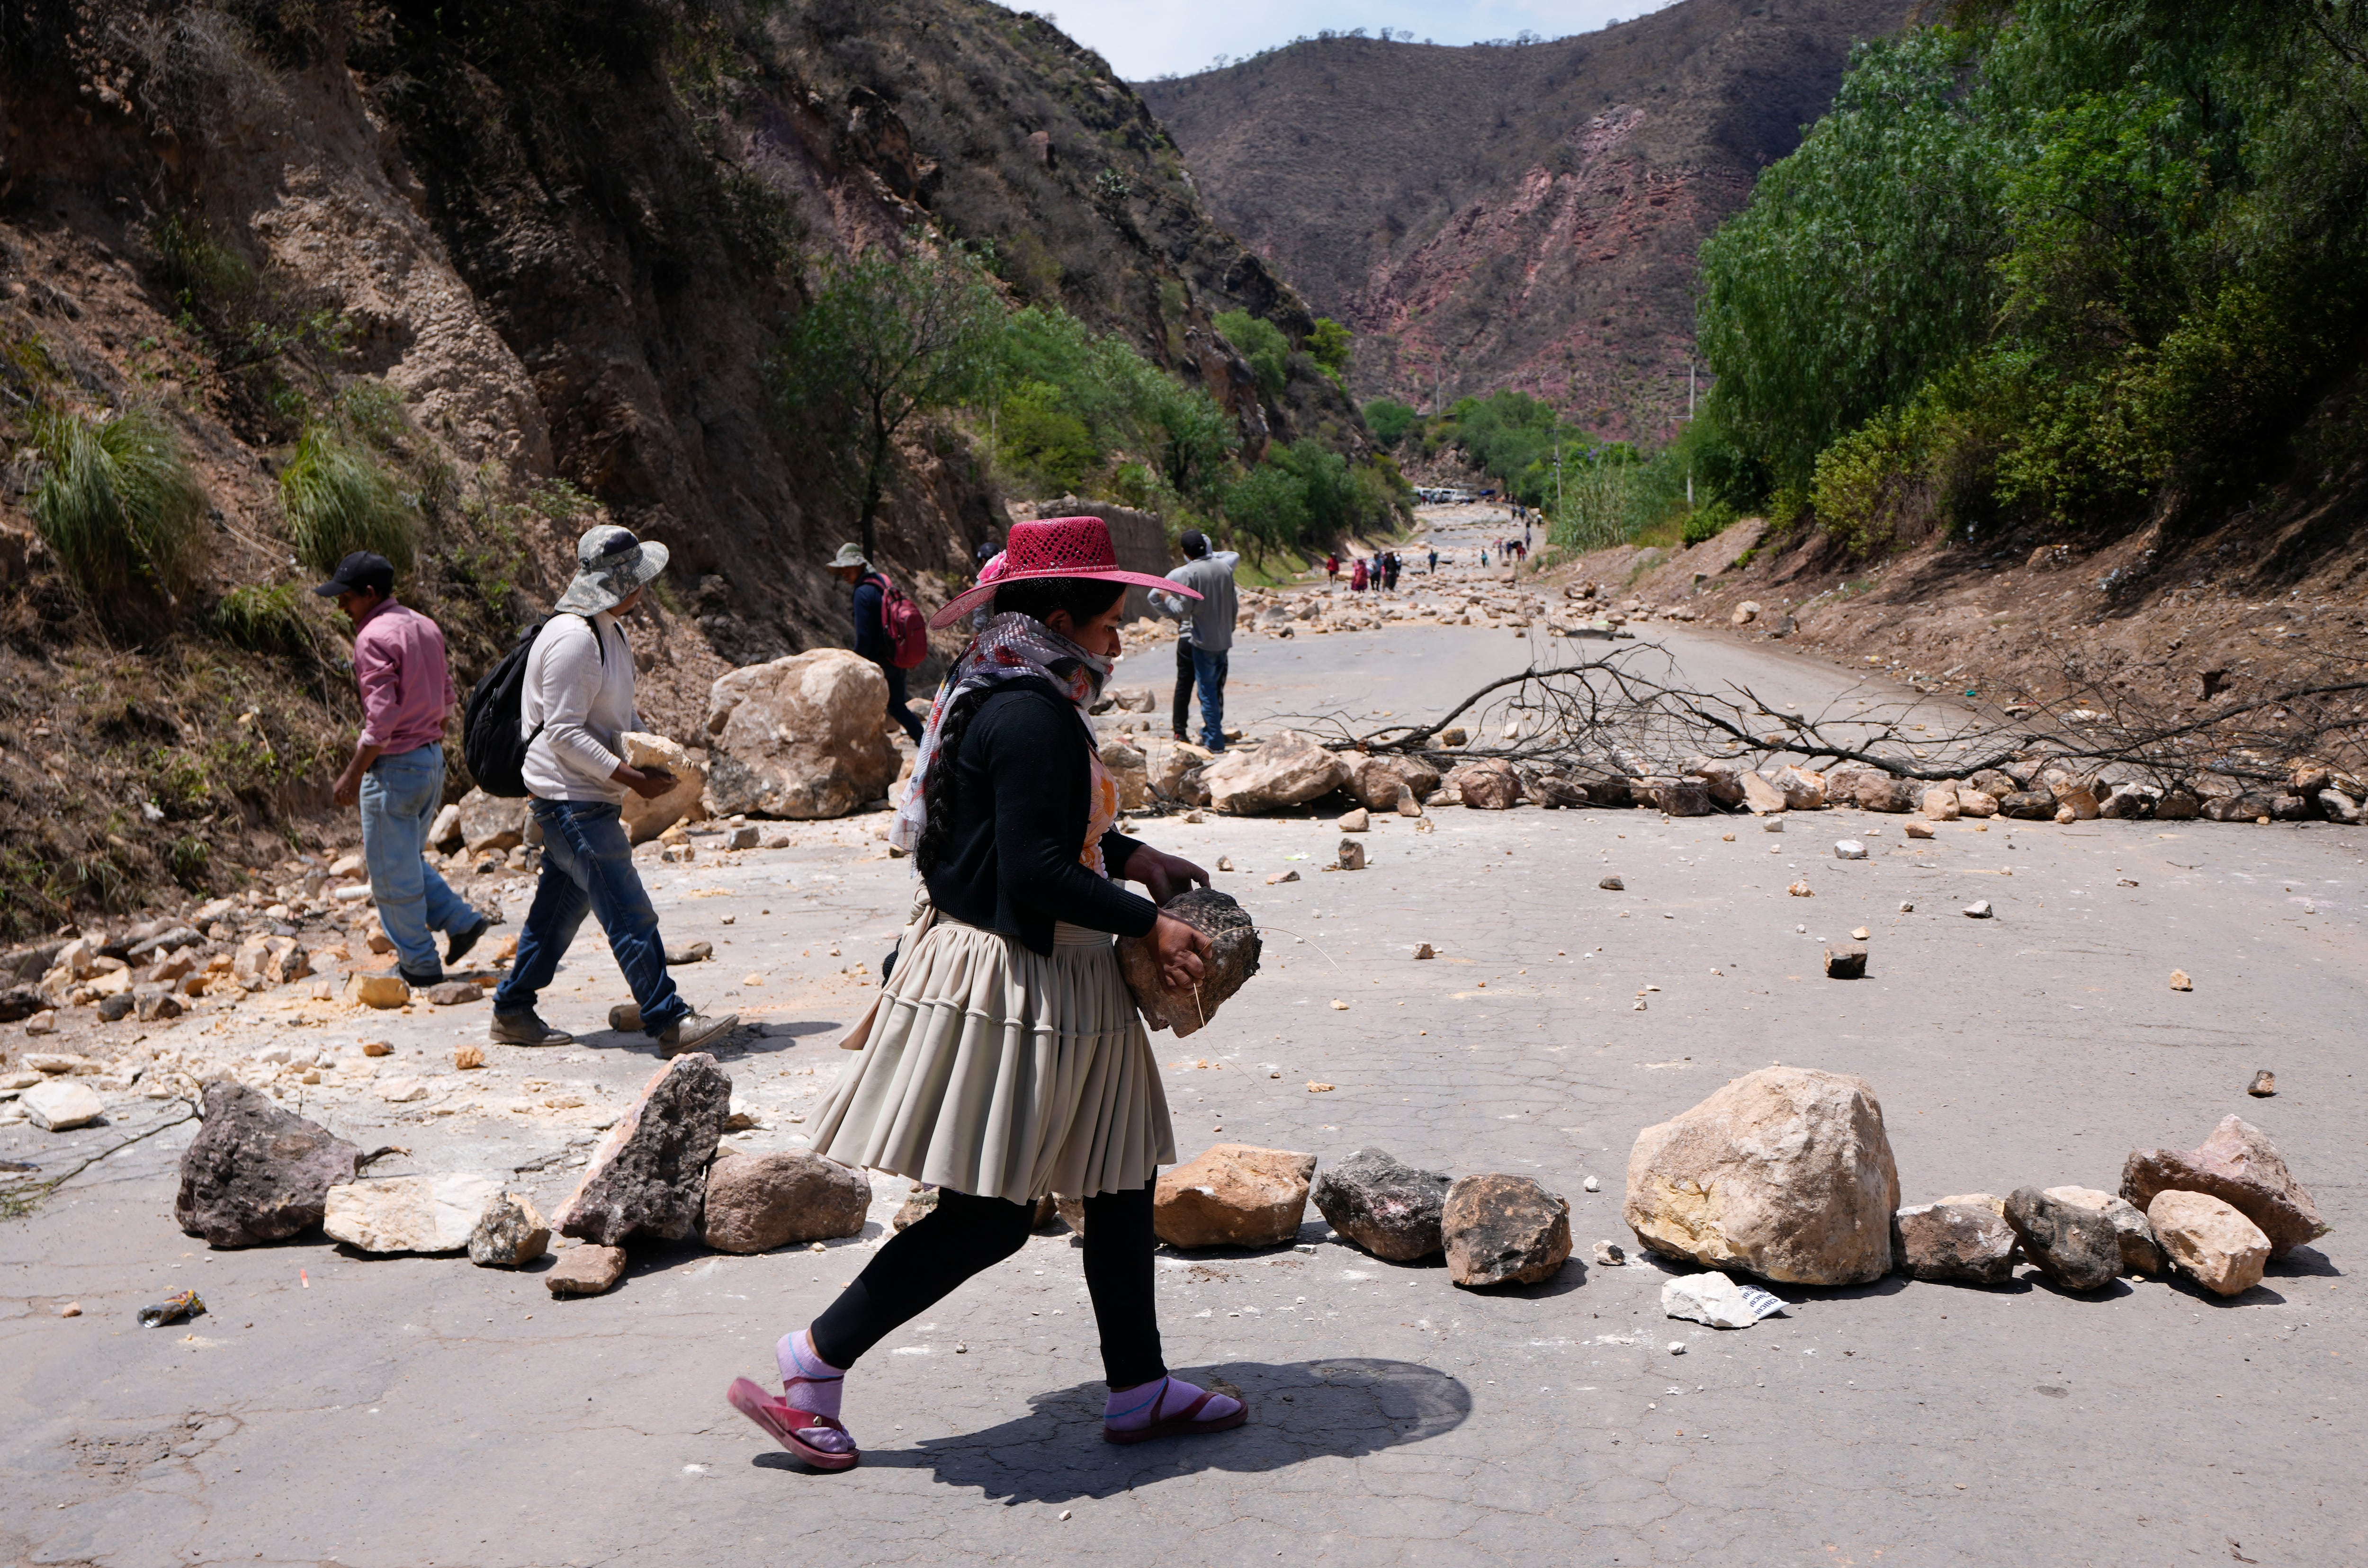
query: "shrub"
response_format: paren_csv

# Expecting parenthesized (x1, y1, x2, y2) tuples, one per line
(28, 404, 207, 606)
(279, 423, 417, 574)
(997, 379, 1100, 492)
(1363, 397, 1418, 448)
(1213, 309, 1290, 394)
(209, 583, 315, 659)
(1308, 317, 1353, 383)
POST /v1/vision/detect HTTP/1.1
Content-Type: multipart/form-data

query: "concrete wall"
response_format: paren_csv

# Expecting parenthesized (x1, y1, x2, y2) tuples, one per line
(1007, 500, 1176, 621)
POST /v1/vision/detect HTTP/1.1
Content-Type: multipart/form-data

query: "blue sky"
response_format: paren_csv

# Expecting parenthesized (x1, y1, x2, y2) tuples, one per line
(1030, 1, 1680, 81)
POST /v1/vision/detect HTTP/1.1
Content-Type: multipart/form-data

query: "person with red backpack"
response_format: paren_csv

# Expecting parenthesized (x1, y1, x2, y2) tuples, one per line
(829, 543, 926, 744)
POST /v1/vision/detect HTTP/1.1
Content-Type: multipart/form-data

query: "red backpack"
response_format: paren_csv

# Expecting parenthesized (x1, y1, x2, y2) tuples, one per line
(868, 572, 929, 669)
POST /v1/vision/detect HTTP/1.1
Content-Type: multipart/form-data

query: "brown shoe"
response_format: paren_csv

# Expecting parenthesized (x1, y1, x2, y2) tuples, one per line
(490, 1011, 574, 1047)
(657, 1010, 740, 1057)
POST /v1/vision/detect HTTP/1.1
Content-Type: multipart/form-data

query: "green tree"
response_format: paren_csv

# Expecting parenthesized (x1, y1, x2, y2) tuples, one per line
(1363, 397, 1418, 448)
(1222, 463, 1309, 554)
(1213, 309, 1290, 394)
(774, 238, 1005, 558)
(1308, 317, 1353, 383)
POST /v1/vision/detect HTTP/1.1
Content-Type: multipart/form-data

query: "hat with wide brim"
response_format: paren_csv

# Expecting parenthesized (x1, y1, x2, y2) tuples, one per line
(929, 516, 1198, 629)
(554, 524, 670, 616)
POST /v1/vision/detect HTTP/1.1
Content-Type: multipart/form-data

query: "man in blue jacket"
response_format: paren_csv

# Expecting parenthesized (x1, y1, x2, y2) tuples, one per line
(828, 543, 924, 743)
(1153, 530, 1239, 753)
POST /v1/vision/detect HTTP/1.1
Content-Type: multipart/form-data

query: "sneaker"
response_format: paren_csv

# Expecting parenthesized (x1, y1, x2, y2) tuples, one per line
(490, 1011, 574, 1047)
(608, 1002, 642, 1033)
(445, 915, 492, 967)
(657, 1010, 740, 1057)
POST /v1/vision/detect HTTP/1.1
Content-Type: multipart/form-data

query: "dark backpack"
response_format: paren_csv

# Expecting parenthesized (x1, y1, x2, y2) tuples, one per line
(867, 572, 929, 669)
(462, 613, 601, 798)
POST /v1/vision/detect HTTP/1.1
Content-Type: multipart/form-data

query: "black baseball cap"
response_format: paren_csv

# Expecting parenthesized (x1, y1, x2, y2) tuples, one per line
(312, 551, 395, 598)
(1179, 529, 1209, 558)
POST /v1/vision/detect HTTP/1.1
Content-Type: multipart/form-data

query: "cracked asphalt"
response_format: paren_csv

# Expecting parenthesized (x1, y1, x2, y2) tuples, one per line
(3, 542, 2362, 1566)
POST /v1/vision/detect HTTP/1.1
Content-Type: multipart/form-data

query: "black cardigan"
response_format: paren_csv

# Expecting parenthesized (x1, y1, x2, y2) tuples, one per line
(923, 681, 1157, 955)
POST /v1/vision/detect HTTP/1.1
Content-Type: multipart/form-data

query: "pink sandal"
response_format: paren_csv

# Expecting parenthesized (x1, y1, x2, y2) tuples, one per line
(727, 1377, 861, 1471)
(1103, 1376, 1250, 1445)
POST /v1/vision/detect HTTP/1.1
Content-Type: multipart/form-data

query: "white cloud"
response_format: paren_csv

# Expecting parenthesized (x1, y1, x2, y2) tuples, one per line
(1025, 1, 1675, 82)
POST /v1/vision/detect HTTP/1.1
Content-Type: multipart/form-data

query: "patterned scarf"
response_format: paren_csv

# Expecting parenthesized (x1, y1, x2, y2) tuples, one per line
(890, 612, 1116, 864)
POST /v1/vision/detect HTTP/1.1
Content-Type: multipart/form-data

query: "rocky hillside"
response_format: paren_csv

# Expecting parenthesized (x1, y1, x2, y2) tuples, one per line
(1138, 0, 1917, 439)
(0, 0, 1357, 940)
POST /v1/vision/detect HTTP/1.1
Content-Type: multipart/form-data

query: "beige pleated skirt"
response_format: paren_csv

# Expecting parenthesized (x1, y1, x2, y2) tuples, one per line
(811, 913, 1176, 1203)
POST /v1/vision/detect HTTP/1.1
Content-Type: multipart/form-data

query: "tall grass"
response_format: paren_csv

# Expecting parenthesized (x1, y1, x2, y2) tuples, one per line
(29, 405, 207, 604)
(210, 582, 315, 659)
(280, 423, 416, 573)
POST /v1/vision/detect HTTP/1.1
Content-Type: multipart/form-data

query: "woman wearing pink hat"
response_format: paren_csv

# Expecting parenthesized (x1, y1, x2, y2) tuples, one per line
(728, 517, 1248, 1469)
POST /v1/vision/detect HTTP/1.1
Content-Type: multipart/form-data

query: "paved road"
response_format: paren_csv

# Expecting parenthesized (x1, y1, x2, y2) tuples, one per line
(3, 612, 2361, 1568)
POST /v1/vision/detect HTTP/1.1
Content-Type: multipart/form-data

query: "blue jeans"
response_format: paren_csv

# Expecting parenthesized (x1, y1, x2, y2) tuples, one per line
(359, 744, 473, 977)
(1189, 645, 1228, 752)
(881, 661, 924, 744)
(492, 799, 688, 1034)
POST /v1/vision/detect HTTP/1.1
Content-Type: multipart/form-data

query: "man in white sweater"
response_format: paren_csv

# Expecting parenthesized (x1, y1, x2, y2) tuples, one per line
(489, 525, 737, 1055)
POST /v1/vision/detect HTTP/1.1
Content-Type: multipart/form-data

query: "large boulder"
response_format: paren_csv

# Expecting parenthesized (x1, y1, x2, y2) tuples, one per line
(619, 732, 706, 844)
(1764, 764, 1827, 810)
(1892, 1200, 2016, 1284)
(324, 1173, 502, 1254)
(1623, 1066, 1899, 1285)
(456, 788, 531, 854)
(554, 1054, 733, 1245)
(1345, 753, 1442, 812)
(2004, 1186, 2120, 1291)
(1443, 1174, 1570, 1287)
(701, 1151, 871, 1254)
(704, 650, 899, 819)
(2146, 1191, 2269, 1297)
(1199, 731, 1351, 814)
(2119, 1115, 2329, 1256)
(1311, 1148, 1451, 1262)
(1446, 758, 1524, 810)
(1685, 757, 1753, 806)
(1854, 773, 1919, 813)
(175, 1081, 362, 1248)
(2044, 1185, 2163, 1274)
(1118, 887, 1261, 1038)
(22, 1078, 104, 1130)
(1098, 741, 1150, 811)
(1153, 1144, 1316, 1248)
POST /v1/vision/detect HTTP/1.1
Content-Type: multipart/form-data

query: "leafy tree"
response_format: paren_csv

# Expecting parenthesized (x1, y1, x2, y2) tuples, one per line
(996, 380, 1099, 493)
(1222, 462, 1308, 554)
(774, 238, 1005, 558)
(1213, 309, 1290, 394)
(1308, 317, 1354, 383)
(1363, 397, 1418, 448)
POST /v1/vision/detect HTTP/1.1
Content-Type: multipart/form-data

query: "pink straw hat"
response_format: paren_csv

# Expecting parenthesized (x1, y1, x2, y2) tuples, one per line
(929, 516, 1199, 628)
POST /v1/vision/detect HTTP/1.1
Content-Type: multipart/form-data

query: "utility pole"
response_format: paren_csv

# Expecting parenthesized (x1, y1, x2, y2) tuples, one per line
(1685, 361, 1697, 510)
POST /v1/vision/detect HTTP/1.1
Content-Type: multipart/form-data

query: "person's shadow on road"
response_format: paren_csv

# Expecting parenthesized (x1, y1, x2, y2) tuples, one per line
(753, 1356, 1470, 1501)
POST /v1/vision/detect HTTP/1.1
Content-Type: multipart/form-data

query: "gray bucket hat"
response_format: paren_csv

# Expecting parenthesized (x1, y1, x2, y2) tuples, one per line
(827, 542, 870, 571)
(554, 524, 669, 615)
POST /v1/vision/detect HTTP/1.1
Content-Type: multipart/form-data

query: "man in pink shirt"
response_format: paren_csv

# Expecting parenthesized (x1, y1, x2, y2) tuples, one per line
(319, 551, 488, 987)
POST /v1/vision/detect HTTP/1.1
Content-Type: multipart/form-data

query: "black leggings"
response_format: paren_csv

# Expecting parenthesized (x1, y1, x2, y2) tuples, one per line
(810, 1182, 1166, 1388)
(1172, 638, 1194, 737)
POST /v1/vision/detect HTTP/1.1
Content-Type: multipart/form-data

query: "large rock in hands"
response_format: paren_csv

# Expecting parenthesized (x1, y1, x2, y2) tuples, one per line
(555, 1054, 732, 1245)
(1118, 887, 1261, 1038)
(1312, 1148, 1451, 1261)
(1624, 1066, 1899, 1285)
(175, 1081, 361, 1248)
(704, 650, 898, 819)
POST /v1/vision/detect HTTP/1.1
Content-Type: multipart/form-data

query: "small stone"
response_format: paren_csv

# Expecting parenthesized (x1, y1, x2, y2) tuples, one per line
(664, 941, 714, 964)
(1903, 821, 1935, 840)
(1412, 943, 1435, 960)
(1824, 945, 1867, 980)
(1833, 840, 1866, 860)
(1216, 857, 1234, 872)
(546, 1243, 628, 1296)
(1311, 1148, 1451, 1261)
(702, 1151, 872, 1254)
(1336, 838, 1367, 871)
(1599, 876, 1624, 891)
(1582, 1175, 1600, 1193)
(1336, 807, 1371, 833)
(1443, 1173, 1571, 1287)
(23, 1010, 56, 1036)
(1963, 900, 1993, 918)
(1668, 1341, 1687, 1355)
(453, 1044, 486, 1070)
(1265, 870, 1300, 885)
(2169, 969, 2192, 992)
(377, 1076, 427, 1103)
(2247, 1070, 2276, 1097)
(351, 974, 410, 1009)
(1592, 1239, 1625, 1266)
(467, 1191, 553, 1267)
(1306, 1081, 1335, 1093)
(58, 1301, 81, 1317)
(1153, 1144, 1316, 1249)
(1851, 927, 1870, 941)
(891, 1184, 940, 1231)
(360, 1040, 393, 1057)
(1329, 998, 1348, 1010)
(2146, 1191, 2269, 1297)
(726, 825, 760, 851)
(426, 981, 484, 1006)
(1892, 1201, 2017, 1284)
(22, 1078, 105, 1131)
(324, 1173, 502, 1254)
(2003, 1186, 2120, 1291)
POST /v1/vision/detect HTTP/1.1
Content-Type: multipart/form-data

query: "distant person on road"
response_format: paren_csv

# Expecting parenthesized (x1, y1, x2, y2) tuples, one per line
(732, 517, 1243, 1471)
(1350, 557, 1369, 593)
(489, 525, 738, 1057)
(1154, 529, 1240, 752)
(1383, 552, 1401, 591)
(1427, 547, 1439, 573)
(319, 550, 487, 990)
(1325, 553, 1340, 585)
(829, 543, 926, 745)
